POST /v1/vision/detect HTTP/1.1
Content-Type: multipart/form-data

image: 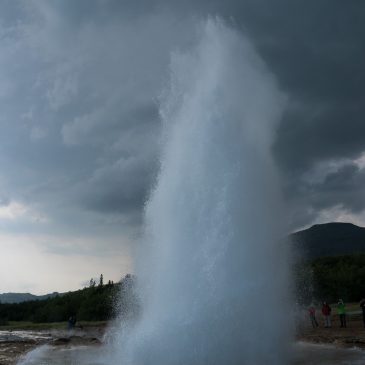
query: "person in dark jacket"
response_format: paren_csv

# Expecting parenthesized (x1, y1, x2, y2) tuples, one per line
(360, 299, 365, 327)
(68, 315, 76, 330)
(321, 302, 332, 328)
(308, 304, 319, 328)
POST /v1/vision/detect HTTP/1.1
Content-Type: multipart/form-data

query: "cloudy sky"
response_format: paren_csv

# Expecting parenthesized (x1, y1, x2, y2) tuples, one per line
(0, 0, 364, 294)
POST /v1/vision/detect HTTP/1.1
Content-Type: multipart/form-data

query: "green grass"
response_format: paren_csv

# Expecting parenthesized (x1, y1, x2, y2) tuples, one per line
(0, 320, 108, 331)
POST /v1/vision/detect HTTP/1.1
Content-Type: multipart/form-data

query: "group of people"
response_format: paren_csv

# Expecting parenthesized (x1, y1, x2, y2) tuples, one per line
(308, 299, 348, 328)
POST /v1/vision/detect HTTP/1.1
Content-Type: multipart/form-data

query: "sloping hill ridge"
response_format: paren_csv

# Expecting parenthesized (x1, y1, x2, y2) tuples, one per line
(0, 292, 59, 304)
(291, 222, 365, 259)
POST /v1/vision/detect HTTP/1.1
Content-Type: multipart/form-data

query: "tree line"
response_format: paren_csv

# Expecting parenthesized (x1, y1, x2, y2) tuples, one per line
(0, 274, 138, 324)
(295, 254, 365, 304)
(3, 253, 362, 325)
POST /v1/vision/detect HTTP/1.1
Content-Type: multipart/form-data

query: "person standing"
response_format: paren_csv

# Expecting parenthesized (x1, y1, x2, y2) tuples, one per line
(360, 299, 365, 327)
(68, 316, 74, 331)
(337, 299, 347, 328)
(308, 304, 319, 328)
(321, 302, 332, 328)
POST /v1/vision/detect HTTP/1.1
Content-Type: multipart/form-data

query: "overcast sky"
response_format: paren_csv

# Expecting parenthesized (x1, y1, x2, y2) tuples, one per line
(0, 0, 364, 294)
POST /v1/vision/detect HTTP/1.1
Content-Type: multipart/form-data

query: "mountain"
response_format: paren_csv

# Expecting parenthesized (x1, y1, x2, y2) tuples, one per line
(0, 292, 59, 304)
(290, 222, 365, 259)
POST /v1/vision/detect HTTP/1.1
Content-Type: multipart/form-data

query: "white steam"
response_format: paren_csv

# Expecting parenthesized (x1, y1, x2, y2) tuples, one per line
(113, 17, 291, 365)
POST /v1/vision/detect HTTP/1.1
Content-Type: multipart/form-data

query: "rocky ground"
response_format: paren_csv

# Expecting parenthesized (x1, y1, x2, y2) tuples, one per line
(0, 341, 38, 365)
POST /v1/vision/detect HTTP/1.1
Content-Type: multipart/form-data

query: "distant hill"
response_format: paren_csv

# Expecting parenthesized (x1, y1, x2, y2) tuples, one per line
(0, 292, 59, 304)
(290, 222, 365, 259)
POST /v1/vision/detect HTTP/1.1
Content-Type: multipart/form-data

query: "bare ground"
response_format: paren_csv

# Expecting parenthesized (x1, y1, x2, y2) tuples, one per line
(0, 326, 104, 365)
(2, 316, 365, 364)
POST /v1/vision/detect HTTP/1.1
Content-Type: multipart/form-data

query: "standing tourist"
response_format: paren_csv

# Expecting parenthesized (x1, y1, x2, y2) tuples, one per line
(360, 298, 365, 327)
(337, 299, 347, 328)
(308, 304, 319, 328)
(321, 302, 332, 328)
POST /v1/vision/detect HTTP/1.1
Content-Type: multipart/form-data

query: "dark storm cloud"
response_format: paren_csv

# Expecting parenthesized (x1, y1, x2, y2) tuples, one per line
(301, 164, 365, 212)
(201, 0, 365, 228)
(0, 0, 364, 236)
(286, 161, 365, 229)
(274, 104, 365, 171)
(0, 1, 184, 236)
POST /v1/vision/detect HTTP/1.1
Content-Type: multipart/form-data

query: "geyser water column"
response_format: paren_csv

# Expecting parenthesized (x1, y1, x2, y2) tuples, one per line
(117, 18, 291, 365)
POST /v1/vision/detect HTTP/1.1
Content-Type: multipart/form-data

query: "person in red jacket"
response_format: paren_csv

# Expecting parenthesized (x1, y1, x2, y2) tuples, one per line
(322, 301, 332, 328)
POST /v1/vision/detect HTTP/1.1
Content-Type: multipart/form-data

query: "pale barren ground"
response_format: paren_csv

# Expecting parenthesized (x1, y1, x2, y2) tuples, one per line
(0, 326, 104, 365)
(1, 314, 365, 365)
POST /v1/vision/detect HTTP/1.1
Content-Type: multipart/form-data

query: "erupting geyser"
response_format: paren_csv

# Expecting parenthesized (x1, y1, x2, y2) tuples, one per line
(113, 18, 291, 365)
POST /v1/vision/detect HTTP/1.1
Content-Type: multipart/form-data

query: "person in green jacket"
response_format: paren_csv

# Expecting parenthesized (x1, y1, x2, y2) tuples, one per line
(337, 299, 347, 328)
